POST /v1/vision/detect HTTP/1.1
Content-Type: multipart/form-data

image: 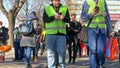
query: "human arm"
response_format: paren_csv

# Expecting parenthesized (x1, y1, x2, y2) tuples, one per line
(104, 1, 113, 35)
(81, 0, 99, 21)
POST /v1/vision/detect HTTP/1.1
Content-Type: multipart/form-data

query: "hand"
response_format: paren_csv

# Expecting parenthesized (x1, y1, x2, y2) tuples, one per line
(109, 32, 114, 37)
(59, 14, 65, 20)
(54, 13, 60, 19)
(92, 8, 99, 16)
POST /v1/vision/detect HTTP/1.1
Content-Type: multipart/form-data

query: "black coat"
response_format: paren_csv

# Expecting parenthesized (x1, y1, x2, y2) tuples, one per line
(0, 26, 9, 41)
(69, 21, 82, 36)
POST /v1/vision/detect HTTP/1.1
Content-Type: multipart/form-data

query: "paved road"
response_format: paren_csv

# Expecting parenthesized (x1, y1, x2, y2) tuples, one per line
(0, 48, 120, 68)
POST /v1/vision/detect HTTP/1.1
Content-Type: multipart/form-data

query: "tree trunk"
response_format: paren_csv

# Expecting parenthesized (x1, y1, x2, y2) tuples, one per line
(7, 13, 15, 46)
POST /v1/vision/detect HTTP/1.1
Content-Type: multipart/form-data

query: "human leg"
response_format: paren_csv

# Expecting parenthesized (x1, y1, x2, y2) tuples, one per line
(19, 47, 24, 60)
(32, 47, 38, 62)
(97, 30, 106, 66)
(72, 36, 78, 64)
(45, 35, 57, 68)
(88, 28, 98, 68)
(77, 39, 82, 57)
(13, 41, 19, 60)
(56, 35, 66, 68)
(24, 47, 32, 67)
(67, 36, 72, 63)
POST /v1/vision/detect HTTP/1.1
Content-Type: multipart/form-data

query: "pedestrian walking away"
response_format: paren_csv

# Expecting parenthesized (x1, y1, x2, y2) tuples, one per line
(20, 11, 40, 68)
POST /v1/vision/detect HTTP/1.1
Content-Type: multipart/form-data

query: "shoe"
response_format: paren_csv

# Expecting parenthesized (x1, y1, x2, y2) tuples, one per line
(68, 59, 71, 63)
(72, 61, 75, 64)
(18, 59, 24, 62)
(72, 58, 76, 64)
(33, 56, 38, 62)
(72, 60, 75, 64)
(13, 59, 19, 61)
(101, 64, 106, 68)
(40, 52, 43, 56)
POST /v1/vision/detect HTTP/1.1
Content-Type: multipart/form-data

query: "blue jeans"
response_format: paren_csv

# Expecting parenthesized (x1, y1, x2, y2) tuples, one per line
(45, 34, 66, 68)
(24, 47, 32, 65)
(14, 41, 24, 60)
(88, 28, 106, 68)
(118, 38, 120, 50)
(33, 41, 40, 57)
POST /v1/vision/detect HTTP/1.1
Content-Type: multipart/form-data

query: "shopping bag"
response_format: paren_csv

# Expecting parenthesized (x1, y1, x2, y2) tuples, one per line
(80, 26, 88, 43)
(80, 42, 87, 56)
(104, 37, 119, 61)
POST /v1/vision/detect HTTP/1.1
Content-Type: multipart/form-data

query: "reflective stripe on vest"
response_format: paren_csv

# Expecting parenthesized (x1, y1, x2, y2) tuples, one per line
(45, 5, 67, 34)
(86, 0, 106, 28)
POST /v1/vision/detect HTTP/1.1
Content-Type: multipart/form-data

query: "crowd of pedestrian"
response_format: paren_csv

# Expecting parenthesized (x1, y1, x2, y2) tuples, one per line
(0, 0, 120, 68)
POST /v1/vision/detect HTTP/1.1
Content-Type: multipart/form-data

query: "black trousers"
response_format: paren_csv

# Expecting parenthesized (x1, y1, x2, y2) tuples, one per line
(67, 35, 78, 63)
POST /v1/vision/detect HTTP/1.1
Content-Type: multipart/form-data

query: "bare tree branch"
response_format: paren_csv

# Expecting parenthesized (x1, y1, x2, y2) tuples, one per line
(9, 0, 18, 12)
(14, 0, 26, 17)
(15, 0, 19, 8)
(0, 0, 8, 15)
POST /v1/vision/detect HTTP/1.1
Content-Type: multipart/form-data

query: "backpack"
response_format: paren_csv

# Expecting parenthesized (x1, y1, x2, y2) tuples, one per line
(20, 20, 34, 36)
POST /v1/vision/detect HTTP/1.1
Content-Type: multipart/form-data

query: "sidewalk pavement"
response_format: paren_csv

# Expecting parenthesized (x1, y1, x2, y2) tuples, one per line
(0, 48, 120, 68)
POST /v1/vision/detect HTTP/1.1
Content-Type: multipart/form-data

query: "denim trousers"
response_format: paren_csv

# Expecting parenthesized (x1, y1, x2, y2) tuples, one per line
(118, 38, 120, 50)
(45, 34, 66, 68)
(14, 41, 24, 60)
(32, 41, 40, 57)
(24, 47, 32, 65)
(88, 28, 106, 68)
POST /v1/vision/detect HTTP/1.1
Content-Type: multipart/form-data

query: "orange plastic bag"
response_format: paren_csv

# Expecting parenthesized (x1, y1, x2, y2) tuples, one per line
(104, 37, 119, 61)
(0, 45, 11, 52)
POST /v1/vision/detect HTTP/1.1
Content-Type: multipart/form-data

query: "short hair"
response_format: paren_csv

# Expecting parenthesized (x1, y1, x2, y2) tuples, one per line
(0, 21, 3, 25)
(71, 14, 76, 17)
(31, 11, 36, 16)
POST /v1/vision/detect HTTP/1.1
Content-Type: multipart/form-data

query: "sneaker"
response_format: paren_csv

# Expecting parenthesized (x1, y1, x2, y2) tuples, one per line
(33, 56, 38, 62)
(40, 52, 43, 56)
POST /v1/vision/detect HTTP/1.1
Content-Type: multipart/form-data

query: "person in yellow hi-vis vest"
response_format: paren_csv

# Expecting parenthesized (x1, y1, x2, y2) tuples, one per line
(43, 0, 70, 68)
(81, 0, 113, 68)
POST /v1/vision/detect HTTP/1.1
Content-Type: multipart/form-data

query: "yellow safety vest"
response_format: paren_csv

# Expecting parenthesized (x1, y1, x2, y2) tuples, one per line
(85, 0, 106, 28)
(45, 5, 67, 34)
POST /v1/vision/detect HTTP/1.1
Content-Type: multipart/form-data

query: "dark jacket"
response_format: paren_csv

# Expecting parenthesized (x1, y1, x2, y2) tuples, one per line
(0, 26, 9, 41)
(69, 21, 82, 36)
